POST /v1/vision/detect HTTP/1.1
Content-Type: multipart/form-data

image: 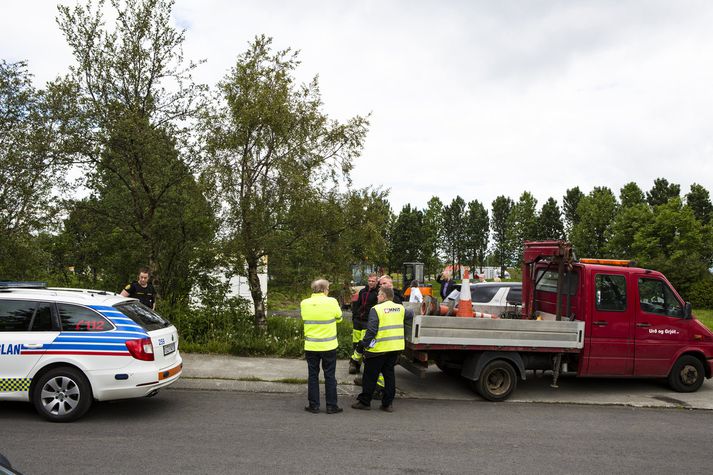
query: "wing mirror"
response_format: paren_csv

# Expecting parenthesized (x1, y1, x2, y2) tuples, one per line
(684, 301, 692, 319)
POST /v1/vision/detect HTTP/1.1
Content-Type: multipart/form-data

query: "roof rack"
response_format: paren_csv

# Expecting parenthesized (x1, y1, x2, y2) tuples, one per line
(0, 281, 48, 289)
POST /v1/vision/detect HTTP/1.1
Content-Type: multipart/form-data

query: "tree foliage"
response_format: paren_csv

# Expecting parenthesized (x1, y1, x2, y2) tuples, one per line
(646, 178, 680, 207)
(491, 195, 514, 276)
(562, 186, 584, 239)
(570, 187, 617, 258)
(0, 60, 70, 276)
(537, 197, 564, 240)
(202, 36, 369, 327)
(55, 0, 212, 302)
(685, 183, 713, 225)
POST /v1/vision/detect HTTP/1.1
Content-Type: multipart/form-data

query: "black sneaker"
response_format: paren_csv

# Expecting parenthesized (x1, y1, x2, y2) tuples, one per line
(351, 401, 371, 410)
(326, 406, 343, 414)
(304, 406, 320, 414)
(380, 405, 393, 413)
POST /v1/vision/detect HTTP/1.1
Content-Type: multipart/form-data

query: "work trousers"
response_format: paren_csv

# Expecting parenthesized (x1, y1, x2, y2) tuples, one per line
(306, 349, 338, 409)
(356, 351, 400, 407)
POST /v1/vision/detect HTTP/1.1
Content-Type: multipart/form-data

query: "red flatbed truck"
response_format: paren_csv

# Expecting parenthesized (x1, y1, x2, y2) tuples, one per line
(401, 240, 713, 401)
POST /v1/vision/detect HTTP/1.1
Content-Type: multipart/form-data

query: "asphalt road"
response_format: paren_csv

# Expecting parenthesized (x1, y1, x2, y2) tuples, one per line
(2, 390, 712, 474)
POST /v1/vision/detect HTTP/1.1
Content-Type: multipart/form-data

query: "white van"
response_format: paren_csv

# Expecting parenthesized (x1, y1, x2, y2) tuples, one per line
(0, 283, 182, 421)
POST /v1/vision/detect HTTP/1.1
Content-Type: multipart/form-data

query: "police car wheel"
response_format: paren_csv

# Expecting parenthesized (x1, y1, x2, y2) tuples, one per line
(32, 367, 92, 422)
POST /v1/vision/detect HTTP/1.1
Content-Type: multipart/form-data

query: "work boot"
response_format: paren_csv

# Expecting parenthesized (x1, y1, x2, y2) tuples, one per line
(326, 406, 343, 414)
(353, 375, 363, 386)
(380, 405, 393, 413)
(348, 359, 360, 374)
(304, 406, 319, 414)
(351, 401, 370, 410)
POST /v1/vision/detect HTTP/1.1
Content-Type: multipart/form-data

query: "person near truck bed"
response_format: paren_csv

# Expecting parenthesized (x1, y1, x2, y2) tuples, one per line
(301, 279, 344, 414)
(351, 286, 414, 412)
(353, 275, 402, 393)
(436, 272, 454, 301)
(350, 273, 379, 374)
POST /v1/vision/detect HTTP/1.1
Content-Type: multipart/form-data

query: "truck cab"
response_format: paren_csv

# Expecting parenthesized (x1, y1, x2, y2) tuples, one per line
(525, 241, 713, 391)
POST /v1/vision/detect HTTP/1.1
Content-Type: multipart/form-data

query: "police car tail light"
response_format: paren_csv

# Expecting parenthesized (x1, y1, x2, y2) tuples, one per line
(125, 337, 155, 361)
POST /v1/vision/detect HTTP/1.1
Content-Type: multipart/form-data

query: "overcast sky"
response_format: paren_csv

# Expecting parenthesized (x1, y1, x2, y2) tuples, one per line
(2, 0, 713, 213)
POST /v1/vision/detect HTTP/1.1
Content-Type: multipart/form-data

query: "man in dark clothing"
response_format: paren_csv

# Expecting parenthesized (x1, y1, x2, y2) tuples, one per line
(120, 267, 156, 309)
(350, 273, 379, 374)
(351, 286, 414, 412)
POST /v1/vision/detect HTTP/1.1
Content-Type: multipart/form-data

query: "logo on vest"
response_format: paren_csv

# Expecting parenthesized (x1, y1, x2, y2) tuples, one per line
(382, 307, 401, 313)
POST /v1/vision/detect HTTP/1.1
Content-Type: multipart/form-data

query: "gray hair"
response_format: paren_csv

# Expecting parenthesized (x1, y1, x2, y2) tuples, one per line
(311, 279, 330, 293)
(379, 286, 394, 301)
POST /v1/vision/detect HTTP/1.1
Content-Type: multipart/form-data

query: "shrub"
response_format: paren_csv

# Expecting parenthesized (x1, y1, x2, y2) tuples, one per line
(687, 277, 713, 309)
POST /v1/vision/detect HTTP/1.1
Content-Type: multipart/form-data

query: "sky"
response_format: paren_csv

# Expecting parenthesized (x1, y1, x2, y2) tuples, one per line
(2, 0, 713, 213)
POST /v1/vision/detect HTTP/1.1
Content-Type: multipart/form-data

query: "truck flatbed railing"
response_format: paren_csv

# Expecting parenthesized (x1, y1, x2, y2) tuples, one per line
(406, 315, 585, 350)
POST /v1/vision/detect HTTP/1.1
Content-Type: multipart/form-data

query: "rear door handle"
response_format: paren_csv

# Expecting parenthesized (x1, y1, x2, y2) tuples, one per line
(636, 323, 652, 328)
(593, 321, 608, 326)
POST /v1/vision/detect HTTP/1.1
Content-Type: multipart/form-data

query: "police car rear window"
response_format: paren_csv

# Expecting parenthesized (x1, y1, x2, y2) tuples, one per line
(115, 302, 171, 331)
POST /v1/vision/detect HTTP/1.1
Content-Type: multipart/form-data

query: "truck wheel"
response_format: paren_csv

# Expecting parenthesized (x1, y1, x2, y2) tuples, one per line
(473, 360, 517, 402)
(32, 367, 93, 422)
(667, 355, 704, 393)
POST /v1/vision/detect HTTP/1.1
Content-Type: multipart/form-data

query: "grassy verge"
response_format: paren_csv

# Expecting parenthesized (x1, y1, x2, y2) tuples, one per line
(694, 308, 713, 330)
(178, 313, 354, 359)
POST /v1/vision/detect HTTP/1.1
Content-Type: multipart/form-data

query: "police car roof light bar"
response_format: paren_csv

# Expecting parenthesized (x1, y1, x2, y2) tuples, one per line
(0, 281, 48, 289)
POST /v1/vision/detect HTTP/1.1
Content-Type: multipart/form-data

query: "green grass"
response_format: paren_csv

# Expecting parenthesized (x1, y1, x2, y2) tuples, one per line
(178, 314, 354, 359)
(694, 308, 713, 330)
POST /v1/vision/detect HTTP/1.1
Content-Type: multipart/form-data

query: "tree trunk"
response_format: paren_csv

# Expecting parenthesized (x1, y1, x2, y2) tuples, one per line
(246, 256, 267, 330)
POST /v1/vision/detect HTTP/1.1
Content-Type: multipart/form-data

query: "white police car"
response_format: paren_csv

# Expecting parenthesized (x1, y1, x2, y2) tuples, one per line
(0, 282, 182, 422)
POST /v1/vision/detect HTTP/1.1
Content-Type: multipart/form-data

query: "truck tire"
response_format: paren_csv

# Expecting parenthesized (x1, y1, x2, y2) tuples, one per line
(32, 366, 93, 422)
(473, 360, 517, 402)
(667, 355, 704, 393)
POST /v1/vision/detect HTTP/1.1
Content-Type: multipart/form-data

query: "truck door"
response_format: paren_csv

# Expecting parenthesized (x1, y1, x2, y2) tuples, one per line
(634, 277, 689, 377)
(584, 272, 634, 375)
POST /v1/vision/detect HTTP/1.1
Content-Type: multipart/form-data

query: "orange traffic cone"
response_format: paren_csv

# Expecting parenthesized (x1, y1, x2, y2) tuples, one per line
(456, 270, 474, 317)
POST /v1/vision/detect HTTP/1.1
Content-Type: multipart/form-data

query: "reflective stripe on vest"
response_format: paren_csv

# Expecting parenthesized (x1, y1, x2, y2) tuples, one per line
(301, 293, 342, 351)
(368, 301, 405, 353)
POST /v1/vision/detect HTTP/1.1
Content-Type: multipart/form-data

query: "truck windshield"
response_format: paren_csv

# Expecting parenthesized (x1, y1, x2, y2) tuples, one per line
(114, 301, 171, 331)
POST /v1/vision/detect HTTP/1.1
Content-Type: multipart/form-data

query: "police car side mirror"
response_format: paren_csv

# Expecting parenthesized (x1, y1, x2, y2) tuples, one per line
(684, 302, 692, 319)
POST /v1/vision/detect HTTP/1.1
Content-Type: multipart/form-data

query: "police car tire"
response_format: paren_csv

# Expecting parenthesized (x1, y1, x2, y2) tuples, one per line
(32, 367, 93, 422)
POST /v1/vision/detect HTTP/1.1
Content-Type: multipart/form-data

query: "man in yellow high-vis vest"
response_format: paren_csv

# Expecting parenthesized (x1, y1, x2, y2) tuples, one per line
(301, 279, 344, 414)
(351, 286, 414, 412)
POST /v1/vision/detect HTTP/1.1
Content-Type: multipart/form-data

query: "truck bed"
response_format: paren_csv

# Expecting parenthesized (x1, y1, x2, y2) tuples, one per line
(406, 315, 585, 351)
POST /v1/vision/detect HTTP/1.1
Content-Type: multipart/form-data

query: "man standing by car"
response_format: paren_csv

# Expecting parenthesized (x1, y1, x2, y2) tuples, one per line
(350, 273, 379, 374)
(351, 286, 413, 412)
(301, 279, 343, 414)
(120, 267, 156, 309)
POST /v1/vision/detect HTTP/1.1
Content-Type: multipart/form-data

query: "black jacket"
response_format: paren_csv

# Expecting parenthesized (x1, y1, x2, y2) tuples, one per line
(353, 285, 379, 329)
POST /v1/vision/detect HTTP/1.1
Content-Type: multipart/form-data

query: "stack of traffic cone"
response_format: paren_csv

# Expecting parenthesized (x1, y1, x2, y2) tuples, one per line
(455, 270, 474, 317)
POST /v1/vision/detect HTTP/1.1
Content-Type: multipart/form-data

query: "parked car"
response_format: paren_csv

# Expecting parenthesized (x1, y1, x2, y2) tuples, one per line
(0, 282, 182, 422)
(443, 282, 522, 318)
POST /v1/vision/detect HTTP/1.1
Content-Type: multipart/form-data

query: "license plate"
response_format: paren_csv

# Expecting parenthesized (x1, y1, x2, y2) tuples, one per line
(163, 342, 176, 356)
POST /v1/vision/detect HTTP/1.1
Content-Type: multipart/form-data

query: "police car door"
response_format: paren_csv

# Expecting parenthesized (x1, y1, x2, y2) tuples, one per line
(0, 300, 57, 391)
